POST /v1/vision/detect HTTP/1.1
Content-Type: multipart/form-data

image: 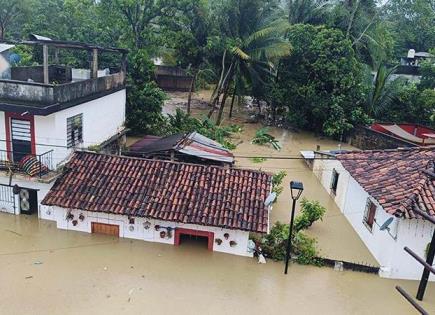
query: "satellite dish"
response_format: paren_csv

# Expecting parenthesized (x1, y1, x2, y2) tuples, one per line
(380, 217, 394, 231)
(264, 192, 277, 206)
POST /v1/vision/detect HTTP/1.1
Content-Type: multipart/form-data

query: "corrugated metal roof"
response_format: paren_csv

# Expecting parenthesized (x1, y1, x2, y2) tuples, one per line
(176, 132, 234, 163)
(128, 132, 234, 163)
(0, 43, 15, 53)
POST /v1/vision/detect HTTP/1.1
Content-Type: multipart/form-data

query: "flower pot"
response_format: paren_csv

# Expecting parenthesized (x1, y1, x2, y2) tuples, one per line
(160, 231, 166, 238)
(215, 238, 223, 245)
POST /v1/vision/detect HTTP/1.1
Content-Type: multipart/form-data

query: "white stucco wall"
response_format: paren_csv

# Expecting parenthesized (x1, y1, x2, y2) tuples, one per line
(34, 89, 126, 167)
(41, 206, 253, 257)
(312, 157, 349, 211)
(0, 174, 54, 215)
(313, 157, 435, 280)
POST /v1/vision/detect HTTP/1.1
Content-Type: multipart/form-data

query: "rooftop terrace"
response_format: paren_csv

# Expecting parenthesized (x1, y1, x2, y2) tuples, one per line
(0, 37, 127, 115)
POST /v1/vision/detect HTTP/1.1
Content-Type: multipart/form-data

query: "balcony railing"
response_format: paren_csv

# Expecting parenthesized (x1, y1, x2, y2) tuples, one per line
(0, 149, 54, 178)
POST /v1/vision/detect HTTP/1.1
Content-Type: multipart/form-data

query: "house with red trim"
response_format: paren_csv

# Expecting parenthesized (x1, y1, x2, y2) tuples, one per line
(41, 151, 272, 256)
(312, 147, 435, 280)
(0, 38, 127, 215)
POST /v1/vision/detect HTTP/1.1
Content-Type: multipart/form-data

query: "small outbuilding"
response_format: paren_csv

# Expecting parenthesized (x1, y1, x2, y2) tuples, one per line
(41, 151, 272, 256)
(126, 132, 235, 165)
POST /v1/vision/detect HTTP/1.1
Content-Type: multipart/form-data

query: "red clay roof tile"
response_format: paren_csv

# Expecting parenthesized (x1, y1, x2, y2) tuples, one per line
(337, 147, 435, 219)
(42, 152, 272, 233)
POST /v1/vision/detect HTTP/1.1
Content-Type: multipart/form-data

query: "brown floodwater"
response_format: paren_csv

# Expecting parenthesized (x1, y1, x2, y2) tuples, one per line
(0, 214, 434, 315)
(2, 91, 433, 314)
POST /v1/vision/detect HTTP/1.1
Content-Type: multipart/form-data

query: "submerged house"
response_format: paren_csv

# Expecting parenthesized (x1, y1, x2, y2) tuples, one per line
(0, 37, 127, 215)
(312, 147, 435, 280)
(41, 151, 272, 256)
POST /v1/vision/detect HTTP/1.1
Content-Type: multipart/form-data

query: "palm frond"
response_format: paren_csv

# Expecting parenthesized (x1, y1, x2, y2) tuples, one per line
(231, 46, 250, 60)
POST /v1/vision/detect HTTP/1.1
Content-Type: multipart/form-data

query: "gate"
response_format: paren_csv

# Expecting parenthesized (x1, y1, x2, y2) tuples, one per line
(0, 184, 15, 214)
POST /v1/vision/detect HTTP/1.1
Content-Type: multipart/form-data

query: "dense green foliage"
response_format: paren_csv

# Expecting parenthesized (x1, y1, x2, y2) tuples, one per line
(274, 24, 371, 136)
(164, 109, 241, 149)
(253, 197, 326, 266)
(126, 50, 166, 134)
(2, 0, 435, 137)
(271, 170, 287, 199)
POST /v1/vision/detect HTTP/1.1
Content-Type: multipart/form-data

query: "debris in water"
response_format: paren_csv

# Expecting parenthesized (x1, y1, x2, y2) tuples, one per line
(106, 294, 111, 298)
(258, 254, 266, 264)
(334, 261, 344, 272)
(130, 266, 134, 269)
(127, 288, 135, 302)
(158, 254, 162, 257)
(25, 276, 33, 279)
(5, 229, 22, 236)
(103, 266, 108, 271)
(33, 261, 43, 265)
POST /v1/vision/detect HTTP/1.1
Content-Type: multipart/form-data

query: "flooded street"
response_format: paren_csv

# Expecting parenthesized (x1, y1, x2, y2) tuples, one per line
(1, 91, 434, 314)
(1, 214, 434, 315)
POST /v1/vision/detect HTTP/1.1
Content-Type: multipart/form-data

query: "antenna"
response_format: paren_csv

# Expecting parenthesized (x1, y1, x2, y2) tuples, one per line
(380, 217, 394, 231)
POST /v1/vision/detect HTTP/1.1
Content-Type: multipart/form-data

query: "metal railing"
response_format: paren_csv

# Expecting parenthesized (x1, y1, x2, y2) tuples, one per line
(0, 149, 54, 178)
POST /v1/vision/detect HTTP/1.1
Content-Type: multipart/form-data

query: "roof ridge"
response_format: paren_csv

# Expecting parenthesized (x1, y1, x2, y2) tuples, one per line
(337, 146, 435, 157)
(74, 150, 272, 176)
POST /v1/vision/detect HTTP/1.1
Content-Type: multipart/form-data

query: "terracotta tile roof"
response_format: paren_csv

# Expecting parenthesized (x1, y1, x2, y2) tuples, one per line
(42, 151, 272, 233)
(336, 147, 435, 219)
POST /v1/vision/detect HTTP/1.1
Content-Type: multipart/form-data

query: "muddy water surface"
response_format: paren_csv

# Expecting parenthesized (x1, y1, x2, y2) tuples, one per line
(0, 214, 434, 315)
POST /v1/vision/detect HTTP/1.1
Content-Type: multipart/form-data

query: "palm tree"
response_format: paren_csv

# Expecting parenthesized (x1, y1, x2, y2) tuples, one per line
(366, 64, 397, 117)
(208, 0, 292, 125)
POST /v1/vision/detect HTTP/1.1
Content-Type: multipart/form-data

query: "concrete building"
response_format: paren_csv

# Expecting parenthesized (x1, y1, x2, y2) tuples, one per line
(41, 151, 272, 256)
(0, 38, 127, 216)
(311, 147, 435, 280)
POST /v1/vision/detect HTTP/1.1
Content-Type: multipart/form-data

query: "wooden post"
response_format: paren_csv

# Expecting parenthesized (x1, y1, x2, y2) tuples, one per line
(54, 48, 59, 64)
(91, 48, 98, 79)
(416, 230, 435, 300)
(43, 44, 49, 84)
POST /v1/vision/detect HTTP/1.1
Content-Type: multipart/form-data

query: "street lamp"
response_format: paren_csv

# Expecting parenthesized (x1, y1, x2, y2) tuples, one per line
(284, 180, 304, 274)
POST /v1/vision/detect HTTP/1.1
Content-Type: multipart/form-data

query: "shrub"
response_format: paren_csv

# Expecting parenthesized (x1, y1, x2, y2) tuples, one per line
(253, 222, 322, 266)
(164, 109, 241, 149)
(294, 198, 327, 232)
(271, 171, 287, 199)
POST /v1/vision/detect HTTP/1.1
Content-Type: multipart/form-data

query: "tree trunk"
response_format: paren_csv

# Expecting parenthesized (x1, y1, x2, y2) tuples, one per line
(187, 71, 197, 115)
(228, 90, 236, 118)
(0, 25, 4, 41)
(216, 85, 231, 125)
(346, 0, 360, 39)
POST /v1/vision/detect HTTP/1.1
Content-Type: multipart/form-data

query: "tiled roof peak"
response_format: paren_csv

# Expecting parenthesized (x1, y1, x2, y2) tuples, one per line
(42, 151, 272, 233)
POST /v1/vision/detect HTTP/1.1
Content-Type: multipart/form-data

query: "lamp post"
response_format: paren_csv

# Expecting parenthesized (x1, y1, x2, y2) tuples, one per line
(284, 180, 304, 274)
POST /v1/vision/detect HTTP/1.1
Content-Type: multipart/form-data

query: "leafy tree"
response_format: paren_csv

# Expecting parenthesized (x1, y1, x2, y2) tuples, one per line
(125, 50, 166, 134)
(275, 24, 370, 136)
(0, 0, 30, 40)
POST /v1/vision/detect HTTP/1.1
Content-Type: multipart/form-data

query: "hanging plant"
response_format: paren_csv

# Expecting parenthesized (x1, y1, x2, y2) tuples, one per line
(79, 213, 85, 221)
(129, 217, 135, 225)
(215, 238, 223, 245)
(72, 220, 78, 226)
(155, 225, 161, 231)
(66, 212, 74, 221)
(229, 240, 237, 247)
(224, 233, 230, 240)
(160, 231, 166, 238)
(143, 221, 151, 230)
(129, 225, 134, 232)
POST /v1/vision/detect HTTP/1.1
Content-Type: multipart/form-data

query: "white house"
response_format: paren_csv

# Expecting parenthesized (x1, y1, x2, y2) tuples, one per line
(41, 151, 272, 256)
(0, 38, 127, 216)
(312, 147, 435, 280)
